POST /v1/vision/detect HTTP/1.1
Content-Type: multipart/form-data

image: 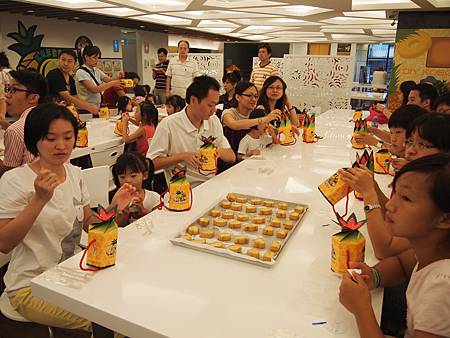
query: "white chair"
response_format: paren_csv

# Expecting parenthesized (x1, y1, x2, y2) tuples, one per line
(90, 143, 125, 191)
(90, 143, 125, 168)
(81, 166, 110, 208)
(0, 292, 54, 337)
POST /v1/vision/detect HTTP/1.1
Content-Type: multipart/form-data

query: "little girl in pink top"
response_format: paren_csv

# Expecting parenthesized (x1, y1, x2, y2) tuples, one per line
(122, 102, 158, 156)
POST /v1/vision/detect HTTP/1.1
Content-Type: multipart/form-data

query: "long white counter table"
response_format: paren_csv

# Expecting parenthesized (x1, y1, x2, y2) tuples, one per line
(32, 109, 384, 338)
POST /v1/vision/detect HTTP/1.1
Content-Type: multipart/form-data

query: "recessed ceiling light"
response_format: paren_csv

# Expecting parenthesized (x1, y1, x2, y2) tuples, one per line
(73, 16, 80, 19)
(139, 25, 145, 28)
(27, 9, 35, 13)
(85, 7, 144, 16)
(241, 5, 332, 17)
(136, 14, 192, 25)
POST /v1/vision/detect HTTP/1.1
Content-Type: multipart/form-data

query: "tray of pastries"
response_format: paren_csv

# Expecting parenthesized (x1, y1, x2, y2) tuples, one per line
(170, 193, 308, 267)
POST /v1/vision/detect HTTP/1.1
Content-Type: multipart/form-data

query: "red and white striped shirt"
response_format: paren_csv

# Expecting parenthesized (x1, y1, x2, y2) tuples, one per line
(250, 62, 280, 91)
(3, 107, 35, 168)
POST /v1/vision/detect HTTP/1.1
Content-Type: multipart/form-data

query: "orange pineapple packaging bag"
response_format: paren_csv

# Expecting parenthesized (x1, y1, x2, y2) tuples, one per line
(351, 119, 368, 149)
(114, 117, 123, 136)
(199, 136, 218, 175)
(353, 150, 374, 200)
(374, 149, 392, 174)
(331, 213, 366, 273)
(277, 112, 296, 145)
(302, 112, 316, 143)
(81, 206, 118, 270)
(160, 166, 192, 211)
(76, 121, 88, 148)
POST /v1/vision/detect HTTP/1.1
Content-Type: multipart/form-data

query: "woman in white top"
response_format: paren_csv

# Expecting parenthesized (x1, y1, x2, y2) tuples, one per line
(256, 75, 300, 128)
(0, 103, 139, 332)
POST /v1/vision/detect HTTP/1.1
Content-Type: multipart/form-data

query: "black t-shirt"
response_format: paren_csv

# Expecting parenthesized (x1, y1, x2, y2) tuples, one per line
(46, 68, 77, 96)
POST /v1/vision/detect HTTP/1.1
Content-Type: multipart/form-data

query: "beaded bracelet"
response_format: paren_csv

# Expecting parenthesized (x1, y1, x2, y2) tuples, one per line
(371, 267, 381, 288)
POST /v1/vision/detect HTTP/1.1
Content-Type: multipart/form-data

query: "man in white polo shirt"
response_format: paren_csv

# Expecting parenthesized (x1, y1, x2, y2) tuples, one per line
(250, 44, 279, 92)
(148, 76, 236, 188)
(165, 40, 200, 99)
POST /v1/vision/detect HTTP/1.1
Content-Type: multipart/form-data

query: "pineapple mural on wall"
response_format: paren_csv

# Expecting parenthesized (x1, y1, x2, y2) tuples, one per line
(7, 21, 91, 77)
(7, 21, 44, 71)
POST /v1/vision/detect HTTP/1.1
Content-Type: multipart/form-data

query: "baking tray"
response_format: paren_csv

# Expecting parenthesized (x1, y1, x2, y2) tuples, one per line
(170, 193, 308, 268)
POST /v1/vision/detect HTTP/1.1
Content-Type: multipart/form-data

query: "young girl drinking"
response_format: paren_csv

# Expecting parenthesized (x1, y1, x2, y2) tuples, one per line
(117, 95, 132, 115)
(339, 153, 450, 338)
(112, 152, 160, 227)
(0, 103, 137, 333)
(121, 102, 158, 156)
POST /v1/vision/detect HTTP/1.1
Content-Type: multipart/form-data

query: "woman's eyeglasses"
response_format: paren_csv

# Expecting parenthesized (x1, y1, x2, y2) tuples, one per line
(240, 93, 259, 99)
(404, 139, 436, 150)
(267, 86, 283, 91)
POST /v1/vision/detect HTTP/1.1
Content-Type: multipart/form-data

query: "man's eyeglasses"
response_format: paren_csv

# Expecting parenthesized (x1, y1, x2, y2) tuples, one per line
(5, 85, 33, 95)
(240, 93, 259, 99)
(404, 139, 436, 150)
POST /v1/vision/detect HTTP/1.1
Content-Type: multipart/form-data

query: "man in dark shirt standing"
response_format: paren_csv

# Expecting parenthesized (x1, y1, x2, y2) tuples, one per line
(152, 48, 169, 104)
(46, 49, 99, 114)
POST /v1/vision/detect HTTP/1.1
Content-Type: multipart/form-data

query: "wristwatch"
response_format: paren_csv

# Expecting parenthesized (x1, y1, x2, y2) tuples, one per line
(364, 204, 381, 213)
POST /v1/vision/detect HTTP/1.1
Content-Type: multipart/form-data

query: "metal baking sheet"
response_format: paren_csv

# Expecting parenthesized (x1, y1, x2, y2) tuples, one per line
(170, 193, 308, 268)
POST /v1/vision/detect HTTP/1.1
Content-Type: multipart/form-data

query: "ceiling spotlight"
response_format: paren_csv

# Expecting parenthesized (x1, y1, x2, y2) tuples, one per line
(73, 16, 80, 20)
(391, 19, 396, 26)
(139, 25, 145, 28)
(27, 9, 35, 13)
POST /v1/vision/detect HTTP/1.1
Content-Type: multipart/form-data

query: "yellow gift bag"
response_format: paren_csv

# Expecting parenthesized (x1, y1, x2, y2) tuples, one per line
(277, 112, 296, 145)
(318, 170, 353, 206)
(331, 213, 366, 273)
(302, 113, 317, 143)
(122, 79, 135, 88)
(351, 119, 368, 149)
(199, 136, 218, 175)
(99, 104, 110, 119)
(160, 166, 193, 211)
(66, 103, 80, 120)
(76, 122, 88, 148)
(80, 206, 118, 270)
(114, 117, 123, 136)
(374, 149, 392, 174)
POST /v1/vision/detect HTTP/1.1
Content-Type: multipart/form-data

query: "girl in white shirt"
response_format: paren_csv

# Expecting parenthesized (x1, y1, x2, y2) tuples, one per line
(0, 103, 139, 332)
(112, 152, 160, 227)
(339, 153, 450, 338)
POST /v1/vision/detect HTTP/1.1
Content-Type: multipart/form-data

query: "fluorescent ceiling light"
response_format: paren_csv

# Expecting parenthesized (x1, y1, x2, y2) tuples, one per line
(197, 20, 239, 28)
(343, 10, 387, 19)
(352, 0, 419, 10)
(203, 0, 285, 8)
(136, 14, 192, 25)
(85, 7, 144, 16)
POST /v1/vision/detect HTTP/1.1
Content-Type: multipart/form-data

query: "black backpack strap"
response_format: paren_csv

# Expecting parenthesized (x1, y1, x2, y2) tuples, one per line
(79, 66, 101, 86)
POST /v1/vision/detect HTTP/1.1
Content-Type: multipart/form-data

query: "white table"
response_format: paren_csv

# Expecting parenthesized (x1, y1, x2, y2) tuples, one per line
(32, 109, 384, 338)
(350, 91, 387, 102)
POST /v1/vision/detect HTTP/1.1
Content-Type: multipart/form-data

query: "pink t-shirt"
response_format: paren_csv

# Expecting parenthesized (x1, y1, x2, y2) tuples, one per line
(136, 124, 155, 156)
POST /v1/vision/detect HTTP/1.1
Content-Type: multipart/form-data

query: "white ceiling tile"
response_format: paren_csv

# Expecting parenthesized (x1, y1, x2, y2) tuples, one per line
(266, 31, 324, 36)
(321, 28, 365, 34)
(106, 0, 191, 12)
(203, 0, 285, 8)
(372, 29, 397, 35)
(322, 16, 392, 25)
(190, 27, 235, 34)
(239, 5, 332, 16)
(241, 34, 272, 40)
(134, 14, 192, 25)
(166, 10, 279, 19)
(197, 20, 239, 28)
(85, 7, 144, 16)
(343, 10, 387, 18)
(231, 18, 321, 26)
(21, 0, 112, 9)
(352, 0, 419, 10)
(239, 25, 301, 34)
(427, 0, 450, 7)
